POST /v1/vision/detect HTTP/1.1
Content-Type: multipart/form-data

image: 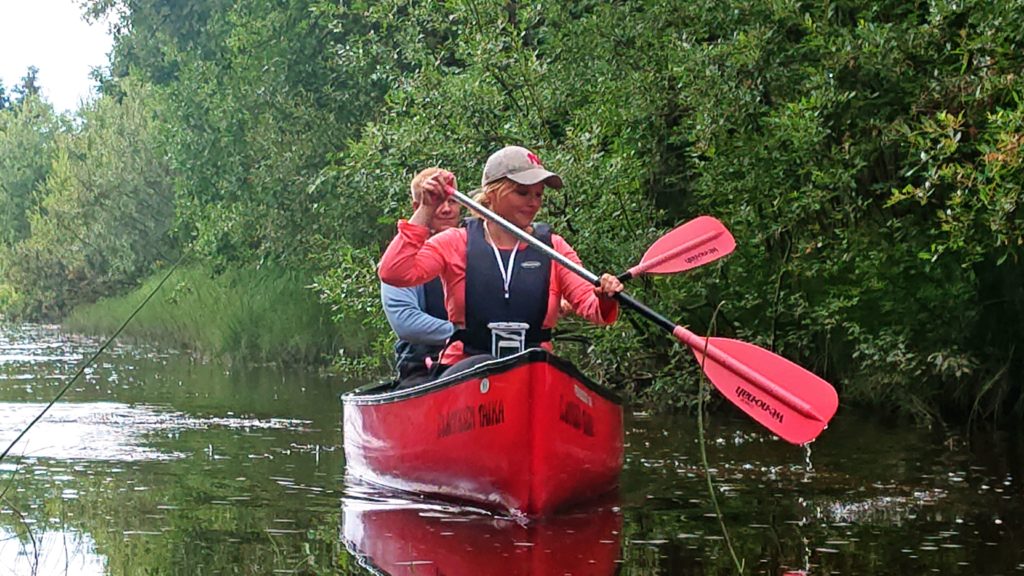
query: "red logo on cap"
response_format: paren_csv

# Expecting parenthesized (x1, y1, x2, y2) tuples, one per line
(526, 152, 542, 166)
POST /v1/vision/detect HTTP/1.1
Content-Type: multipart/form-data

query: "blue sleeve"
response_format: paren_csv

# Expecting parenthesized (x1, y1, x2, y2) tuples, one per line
(381, 282, 454, 345)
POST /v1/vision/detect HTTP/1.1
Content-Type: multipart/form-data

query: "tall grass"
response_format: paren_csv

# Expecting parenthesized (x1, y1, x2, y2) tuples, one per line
(64, 265, 367, 365)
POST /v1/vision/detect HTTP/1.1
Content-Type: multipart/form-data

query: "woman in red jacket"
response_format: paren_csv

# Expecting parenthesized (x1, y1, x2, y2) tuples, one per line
(378, 146, 623, 369)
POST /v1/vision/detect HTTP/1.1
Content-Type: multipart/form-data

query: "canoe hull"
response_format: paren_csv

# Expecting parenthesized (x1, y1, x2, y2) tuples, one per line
(342, 349, 624, 517)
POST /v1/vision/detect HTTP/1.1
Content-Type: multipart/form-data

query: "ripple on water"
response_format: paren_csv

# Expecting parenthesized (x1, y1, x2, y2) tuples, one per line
(0, 402, 311, 462)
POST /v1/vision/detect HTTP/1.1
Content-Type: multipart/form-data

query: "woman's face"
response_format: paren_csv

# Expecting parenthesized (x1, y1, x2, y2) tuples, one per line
(492, 182, 544, 228)
(431, 197, 460, 232)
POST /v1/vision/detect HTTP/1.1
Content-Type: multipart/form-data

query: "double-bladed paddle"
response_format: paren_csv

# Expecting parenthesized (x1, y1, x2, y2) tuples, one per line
(617, 216, 736, 282)
(443, 185, 838, 445)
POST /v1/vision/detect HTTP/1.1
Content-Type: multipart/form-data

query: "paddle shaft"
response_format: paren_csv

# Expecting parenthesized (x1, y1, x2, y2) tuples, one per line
(447, 188, 685, 330)
(446, 187, 823, 422)
(448, 188, 601, 284)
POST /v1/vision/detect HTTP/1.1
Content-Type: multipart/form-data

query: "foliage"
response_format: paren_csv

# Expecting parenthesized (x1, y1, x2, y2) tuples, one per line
(0, 81, 176, 319)
(82, 0, 236, 86)
(64, 263, 358, 365)
(1, 0, 1022, 421)
(156, 0, 345, 268)
(0, 96, 60, 247)
(665, 0, 1024, 422)
(11, 66, 42, 103)
(83, 0, 390, 270)
(309, 241, 393, 377)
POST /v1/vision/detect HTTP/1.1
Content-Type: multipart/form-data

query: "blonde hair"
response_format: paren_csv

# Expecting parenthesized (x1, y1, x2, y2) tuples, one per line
(472, 178, 517, 209)
(410, 167, 445, 205)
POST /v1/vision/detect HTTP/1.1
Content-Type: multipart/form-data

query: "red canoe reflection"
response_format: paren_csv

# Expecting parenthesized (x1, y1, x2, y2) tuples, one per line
(342, 496, 622, 576)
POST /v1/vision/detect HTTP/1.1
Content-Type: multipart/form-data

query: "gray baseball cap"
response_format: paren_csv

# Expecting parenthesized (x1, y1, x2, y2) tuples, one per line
(481, 146, 563, 189)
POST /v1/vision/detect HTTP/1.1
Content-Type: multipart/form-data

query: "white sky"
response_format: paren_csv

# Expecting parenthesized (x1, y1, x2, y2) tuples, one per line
(0, 0, 113, 112)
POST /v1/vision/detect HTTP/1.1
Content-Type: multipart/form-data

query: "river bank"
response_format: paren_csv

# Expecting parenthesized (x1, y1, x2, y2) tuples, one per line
(62, 264, 371, 368)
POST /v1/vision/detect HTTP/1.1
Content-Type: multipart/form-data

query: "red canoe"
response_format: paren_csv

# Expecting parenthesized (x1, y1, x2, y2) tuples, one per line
(341, 349, 624, 517)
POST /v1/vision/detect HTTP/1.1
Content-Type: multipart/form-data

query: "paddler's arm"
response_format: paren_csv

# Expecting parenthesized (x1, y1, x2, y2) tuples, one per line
(551, 235, 620, 325)
(379, 171, 454, 287)
(381, 282, 454, 345)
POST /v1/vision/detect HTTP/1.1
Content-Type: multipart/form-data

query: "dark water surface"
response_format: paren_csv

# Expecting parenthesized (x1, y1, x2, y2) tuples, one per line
(1, 324, 1021, 575)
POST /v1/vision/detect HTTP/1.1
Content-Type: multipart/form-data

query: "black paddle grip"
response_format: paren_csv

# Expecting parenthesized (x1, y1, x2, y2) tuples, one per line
(613, 291, 678, 334)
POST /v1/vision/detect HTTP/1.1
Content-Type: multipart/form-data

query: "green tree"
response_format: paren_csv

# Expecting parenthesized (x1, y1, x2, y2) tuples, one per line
(0, 81, 10, 110)
(2, 81, 176, 318)
(161, 0, 354, 267)
(1, 0, 1018, 421)
(12, 66, 42, 103)
(85, 0, 387, 269)
(0, 95, 60, 246)
(311, 0, 1024, 421)
(83, 0, 235, 85)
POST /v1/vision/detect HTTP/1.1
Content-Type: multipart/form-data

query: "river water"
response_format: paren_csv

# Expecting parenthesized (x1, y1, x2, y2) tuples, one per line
(0, 324, 1020, 575)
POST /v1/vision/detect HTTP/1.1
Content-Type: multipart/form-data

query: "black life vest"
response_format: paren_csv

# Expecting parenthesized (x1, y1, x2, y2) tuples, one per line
(395, 277, 449, 380)
(422, 276, 447, 321)
(460, 218, 553, 355)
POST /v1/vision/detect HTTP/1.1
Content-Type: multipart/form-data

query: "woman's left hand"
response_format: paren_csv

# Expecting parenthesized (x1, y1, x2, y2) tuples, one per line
(594, 273, 624, 299)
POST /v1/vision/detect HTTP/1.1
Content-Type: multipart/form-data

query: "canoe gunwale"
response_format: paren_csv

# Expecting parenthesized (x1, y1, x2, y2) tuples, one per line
(341, 348, 622, 406)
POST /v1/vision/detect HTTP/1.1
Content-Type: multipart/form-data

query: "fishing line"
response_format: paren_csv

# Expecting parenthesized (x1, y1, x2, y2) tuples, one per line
(696, 300, 746, 575)
(0, 246, 191, 464)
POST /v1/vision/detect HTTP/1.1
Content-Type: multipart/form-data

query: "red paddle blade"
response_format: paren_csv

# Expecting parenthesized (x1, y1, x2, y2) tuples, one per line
(675, 329, 838, 445)
(628, 216, 736, 277)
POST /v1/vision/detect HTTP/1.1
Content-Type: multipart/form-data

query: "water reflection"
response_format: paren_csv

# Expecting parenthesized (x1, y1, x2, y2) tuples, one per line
(0, 402, 311, 461)
(342, 488, 622, 575)
(1, 325, 348, 575)
(0, 528, 105, 575)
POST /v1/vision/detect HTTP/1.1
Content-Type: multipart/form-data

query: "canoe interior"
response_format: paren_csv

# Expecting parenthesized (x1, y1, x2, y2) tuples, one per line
(342, 348, 621, 405)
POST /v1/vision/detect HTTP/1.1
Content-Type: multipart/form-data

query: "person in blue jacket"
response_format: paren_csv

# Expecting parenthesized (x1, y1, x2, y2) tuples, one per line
(381, 167, 461, 383)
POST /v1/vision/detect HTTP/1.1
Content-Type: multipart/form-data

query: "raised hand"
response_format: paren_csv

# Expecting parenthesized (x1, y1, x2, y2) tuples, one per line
(418, 171, 455, 208)
(410, 170, 456, 228)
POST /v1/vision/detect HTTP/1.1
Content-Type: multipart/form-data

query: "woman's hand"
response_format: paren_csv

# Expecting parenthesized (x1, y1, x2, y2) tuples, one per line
(410, 170, 456, 227)
(593, 273, 624, 299)
(558, 297, 574, 318)
(418, 171, 455, 208)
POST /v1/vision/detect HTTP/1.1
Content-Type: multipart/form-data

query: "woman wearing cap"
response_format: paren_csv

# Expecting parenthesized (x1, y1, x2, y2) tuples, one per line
(378, 145, 623, 371)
